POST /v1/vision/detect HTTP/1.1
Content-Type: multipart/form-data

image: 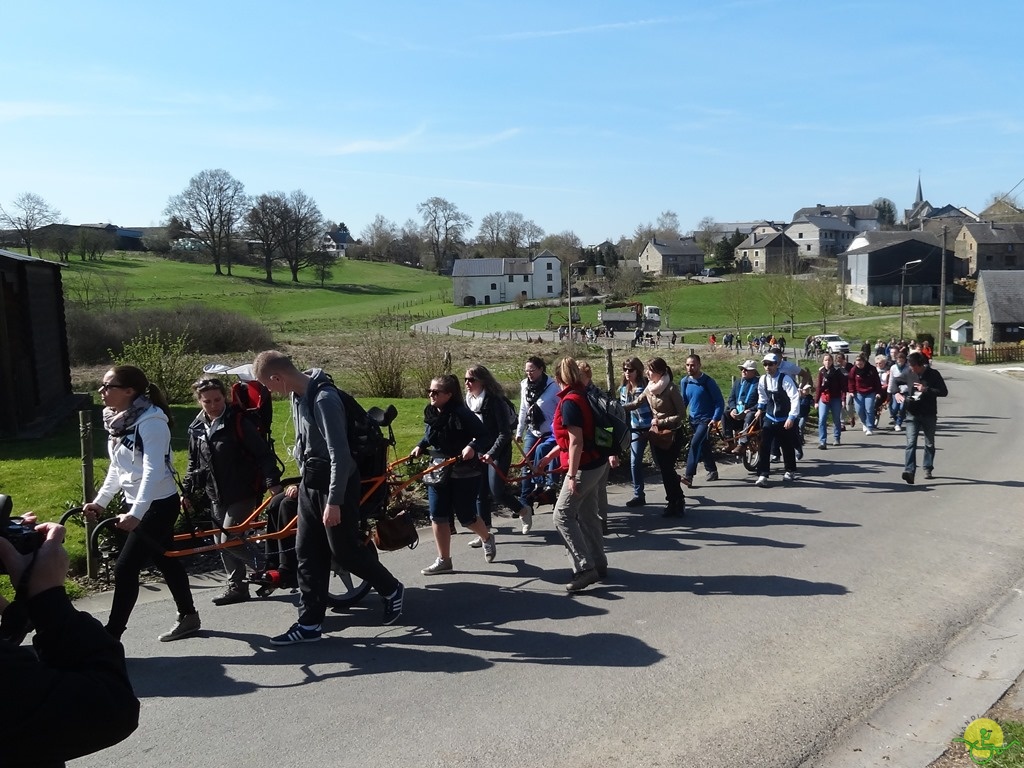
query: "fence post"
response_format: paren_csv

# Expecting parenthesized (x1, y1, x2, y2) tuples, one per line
(79, 408, 97, 578)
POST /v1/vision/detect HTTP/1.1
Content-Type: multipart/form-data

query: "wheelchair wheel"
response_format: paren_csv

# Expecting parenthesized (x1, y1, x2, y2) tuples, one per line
(326, 565, 371, 610)
(89, 517, 127, 566)
(741, 433, 760, 473)
(59, 507, 84, 526)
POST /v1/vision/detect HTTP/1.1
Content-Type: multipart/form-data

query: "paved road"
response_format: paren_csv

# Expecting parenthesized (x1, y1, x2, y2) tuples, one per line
(71, 364, 1024, 768)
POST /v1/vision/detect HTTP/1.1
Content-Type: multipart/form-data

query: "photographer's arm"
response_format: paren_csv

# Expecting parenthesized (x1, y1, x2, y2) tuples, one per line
(0, 525, 139, 765)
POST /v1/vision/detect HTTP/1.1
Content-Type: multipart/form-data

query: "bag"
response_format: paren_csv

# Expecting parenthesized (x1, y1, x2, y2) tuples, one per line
(229, 378, 285, 487)
(306, 375, 396, 519)
(501, 396, 518, 430)
(647, 424, 676, 450)
(585, 388, 631, 456)
(820, 390, 831, 405)
(422, 457, 451, 486)
(372, 509, 419, 551)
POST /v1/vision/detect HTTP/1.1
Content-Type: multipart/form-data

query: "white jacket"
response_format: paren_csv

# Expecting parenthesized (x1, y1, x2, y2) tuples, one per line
(93, 406, 178, 519)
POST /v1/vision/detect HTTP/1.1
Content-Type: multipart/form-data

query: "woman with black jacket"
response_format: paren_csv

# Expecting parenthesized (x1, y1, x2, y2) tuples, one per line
(410, 374, 492, 575)
(183, 378, 282, 605)
(464, 364, 532, 543)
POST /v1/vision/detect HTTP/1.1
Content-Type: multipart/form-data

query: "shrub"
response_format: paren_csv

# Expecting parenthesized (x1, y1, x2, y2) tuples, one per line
(66, 304, 274, 364)
(353, 329, 405, 398)
(112, 330, 202, 404)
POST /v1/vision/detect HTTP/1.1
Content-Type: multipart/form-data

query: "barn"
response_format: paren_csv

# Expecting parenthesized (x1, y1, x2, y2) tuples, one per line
(0, 248, 80, 436)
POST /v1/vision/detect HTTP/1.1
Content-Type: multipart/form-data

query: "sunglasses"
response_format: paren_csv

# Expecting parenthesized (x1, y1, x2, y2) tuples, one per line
(464, 377, 477, 383)
(427, 389, 446, 396)
(98, 382, 128, 392)
(192, 378, 223, 392)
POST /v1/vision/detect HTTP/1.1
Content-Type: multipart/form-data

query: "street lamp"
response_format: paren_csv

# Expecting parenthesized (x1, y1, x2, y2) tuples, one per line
(899, 259, 923, 340)
(566, 260, 587, 343)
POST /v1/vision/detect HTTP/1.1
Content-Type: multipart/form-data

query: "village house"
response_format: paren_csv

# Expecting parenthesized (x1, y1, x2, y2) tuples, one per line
(451, 250, 562, 306)
(972, 270, 1024, 344)
(842, 231, 959, 306)
(637, 236, 704, 276)
(954, 221, 1024, 276)
(734, 231, 799, 274)
(785, 215, 858, 258)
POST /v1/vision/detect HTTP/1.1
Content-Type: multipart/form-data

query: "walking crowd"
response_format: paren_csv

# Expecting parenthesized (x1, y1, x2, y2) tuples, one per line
(2, 340, 949, 657)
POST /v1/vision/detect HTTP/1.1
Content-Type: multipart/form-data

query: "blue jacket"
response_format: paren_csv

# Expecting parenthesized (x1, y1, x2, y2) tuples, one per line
(680, 373, 725, 423)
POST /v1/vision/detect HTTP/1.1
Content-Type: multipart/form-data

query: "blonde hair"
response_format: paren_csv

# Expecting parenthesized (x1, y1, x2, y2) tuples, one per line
(253, 350, 297, 380)
(554, 357, 582, 388)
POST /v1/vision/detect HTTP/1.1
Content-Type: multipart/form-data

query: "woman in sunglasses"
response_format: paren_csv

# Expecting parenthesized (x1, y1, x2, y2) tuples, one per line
(618, 357, 651, 507)
(83, 365, 200, 642)
(182, 378, 283, 606)
(464, 365, 533, 543)
(411, 374, 492, 575)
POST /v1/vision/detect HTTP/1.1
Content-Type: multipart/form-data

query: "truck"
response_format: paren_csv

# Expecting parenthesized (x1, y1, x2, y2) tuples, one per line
(597, 302, 661, 332)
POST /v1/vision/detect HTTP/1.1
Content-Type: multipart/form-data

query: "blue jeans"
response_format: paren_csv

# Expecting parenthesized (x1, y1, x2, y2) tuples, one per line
(628, 430, 649, 499)
(519, 432, 556, 506)
(903, 413, 937, 475)
(853, 392, 877, 430)
(889, 397, 905, 427)
(685, 419, 717, 479)
(818, 399, 842, 444)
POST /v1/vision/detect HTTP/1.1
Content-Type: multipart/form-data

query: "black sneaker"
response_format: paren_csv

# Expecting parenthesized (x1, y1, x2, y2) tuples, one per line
(901, 471, 915, 485)
(625, 495, 646, 508)
(382, 582, 405, 625)
(270, 623, 322, 645)
(565, 569, 600, 593)
(211, 586, 249, 606)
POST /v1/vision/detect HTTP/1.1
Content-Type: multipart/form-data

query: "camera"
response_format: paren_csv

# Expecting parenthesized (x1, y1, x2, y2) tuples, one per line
(0, 495, 44, 575)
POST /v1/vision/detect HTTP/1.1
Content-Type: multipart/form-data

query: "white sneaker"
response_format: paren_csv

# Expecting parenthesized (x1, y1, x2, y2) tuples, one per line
(893, 425, 902, 432)
(783, 471, 801, 482)
(864, 429, 874, 436)
(755, 475, 769, 488)
(519, 506, 533, 534)
(467, 536, 483, 548)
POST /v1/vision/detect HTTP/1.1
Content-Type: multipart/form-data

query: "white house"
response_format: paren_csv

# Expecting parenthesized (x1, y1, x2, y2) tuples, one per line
(785, 215, 858, 258)
(452, 250, 562, 306)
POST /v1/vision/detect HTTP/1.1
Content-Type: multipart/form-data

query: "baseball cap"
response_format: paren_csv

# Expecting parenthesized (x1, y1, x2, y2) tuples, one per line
(738, 359, 758, 371)
(762, 352, 780, 364)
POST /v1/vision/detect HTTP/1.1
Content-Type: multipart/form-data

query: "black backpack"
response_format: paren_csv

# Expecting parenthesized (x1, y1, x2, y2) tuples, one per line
(306, 374, 397, 519)
(585, 387, 631, 457)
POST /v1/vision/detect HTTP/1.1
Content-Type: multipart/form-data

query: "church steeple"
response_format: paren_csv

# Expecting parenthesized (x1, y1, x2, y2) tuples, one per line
(914, 173, 923, 206)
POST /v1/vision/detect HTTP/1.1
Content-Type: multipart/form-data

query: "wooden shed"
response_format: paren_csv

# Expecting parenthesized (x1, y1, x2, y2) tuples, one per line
(0, 248, 78, 436)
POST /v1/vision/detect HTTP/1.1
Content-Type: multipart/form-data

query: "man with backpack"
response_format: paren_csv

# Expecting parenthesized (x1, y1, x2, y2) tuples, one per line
(252, 351, 405, 644)
(679, 355, 725, 487)
(753, 352, 801, 488)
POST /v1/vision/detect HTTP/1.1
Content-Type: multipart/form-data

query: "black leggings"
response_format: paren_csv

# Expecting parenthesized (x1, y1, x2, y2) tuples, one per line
(106, 494, 196, 638)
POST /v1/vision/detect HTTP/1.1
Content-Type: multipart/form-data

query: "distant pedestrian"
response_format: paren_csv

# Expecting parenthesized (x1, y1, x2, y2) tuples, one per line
(892, 352, 948, 484)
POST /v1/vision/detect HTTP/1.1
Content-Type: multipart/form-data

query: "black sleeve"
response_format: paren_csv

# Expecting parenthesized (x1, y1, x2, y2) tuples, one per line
(238, 412, 282, 489)
(482, 398, 512, 457)
(0, 588, 139, 765)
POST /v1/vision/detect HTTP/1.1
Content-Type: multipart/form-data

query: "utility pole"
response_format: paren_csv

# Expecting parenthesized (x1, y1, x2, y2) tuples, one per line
(938, 226, 948, 354)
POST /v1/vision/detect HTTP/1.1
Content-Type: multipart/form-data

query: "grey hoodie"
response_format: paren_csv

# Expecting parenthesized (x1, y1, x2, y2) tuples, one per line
(292, 368, 355, 506)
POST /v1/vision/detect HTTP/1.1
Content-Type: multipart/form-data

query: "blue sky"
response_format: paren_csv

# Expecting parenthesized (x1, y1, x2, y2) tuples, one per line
(3, 1, 1022, 246)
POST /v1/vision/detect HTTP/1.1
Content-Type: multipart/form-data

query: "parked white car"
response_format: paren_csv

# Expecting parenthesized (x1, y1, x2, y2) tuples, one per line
(813, 334, 850, 354)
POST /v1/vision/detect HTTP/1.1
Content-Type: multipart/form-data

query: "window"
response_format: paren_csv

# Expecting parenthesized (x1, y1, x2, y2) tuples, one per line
(547, 273, 553, 282)
(754, 260, 760, 268)
(523, 275, 528, 282)
(806, 244, 811, 251)
(798, 232, 804, 238)
(547, 286, 554, 294)
(546, 262, 553, 270)
(507, 275, 513, 282)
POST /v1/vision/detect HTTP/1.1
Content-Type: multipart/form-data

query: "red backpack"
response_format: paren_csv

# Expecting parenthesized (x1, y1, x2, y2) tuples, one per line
(230, 379, 284, 474)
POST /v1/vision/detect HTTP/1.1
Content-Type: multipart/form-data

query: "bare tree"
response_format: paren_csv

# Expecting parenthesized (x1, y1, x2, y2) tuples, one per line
(695, 216, 719, 262)
(76, 228, 117, 261)
(0, 192, 63, 257)
(651, 278, 678, 329)
(476, 211, 506, 257)
(360, 214, 398, 261)
(279, 190, 325, 283)
(763, 274, 788, 331)
(246, 192, 288, 282)
(722, 274, 746, 335)
(417, 196, 472, 274)
(804, 272, 840, 333)
(164, 169, 249, 276)
(657, 210, 681, 240)
(503, 211, 544, 257)
(539, 230, 583, 262)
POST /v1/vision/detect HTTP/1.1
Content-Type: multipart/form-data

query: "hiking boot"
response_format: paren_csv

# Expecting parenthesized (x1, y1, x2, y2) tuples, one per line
(661, 498, 685, 518)
(382, 582, 405, 625)
(625, 495, 646, 508)
(421, 557, 454, 575)
(755, 475, 769, 488)
(597, 566, 609, 579)
(158, 612, 201, 642)
(270, 622, 321, 645)
(211, 586, 249, 606)
(467, 535, 483, 548)
(705, 471, 719, 482)
(565, 569, 600, 593)
(817, 443, 827, 450)
(923, 469, 934, 480)
(901, 471, 915, 485)
(482, 533, 497, 563)
(519, 506, 533, 534)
